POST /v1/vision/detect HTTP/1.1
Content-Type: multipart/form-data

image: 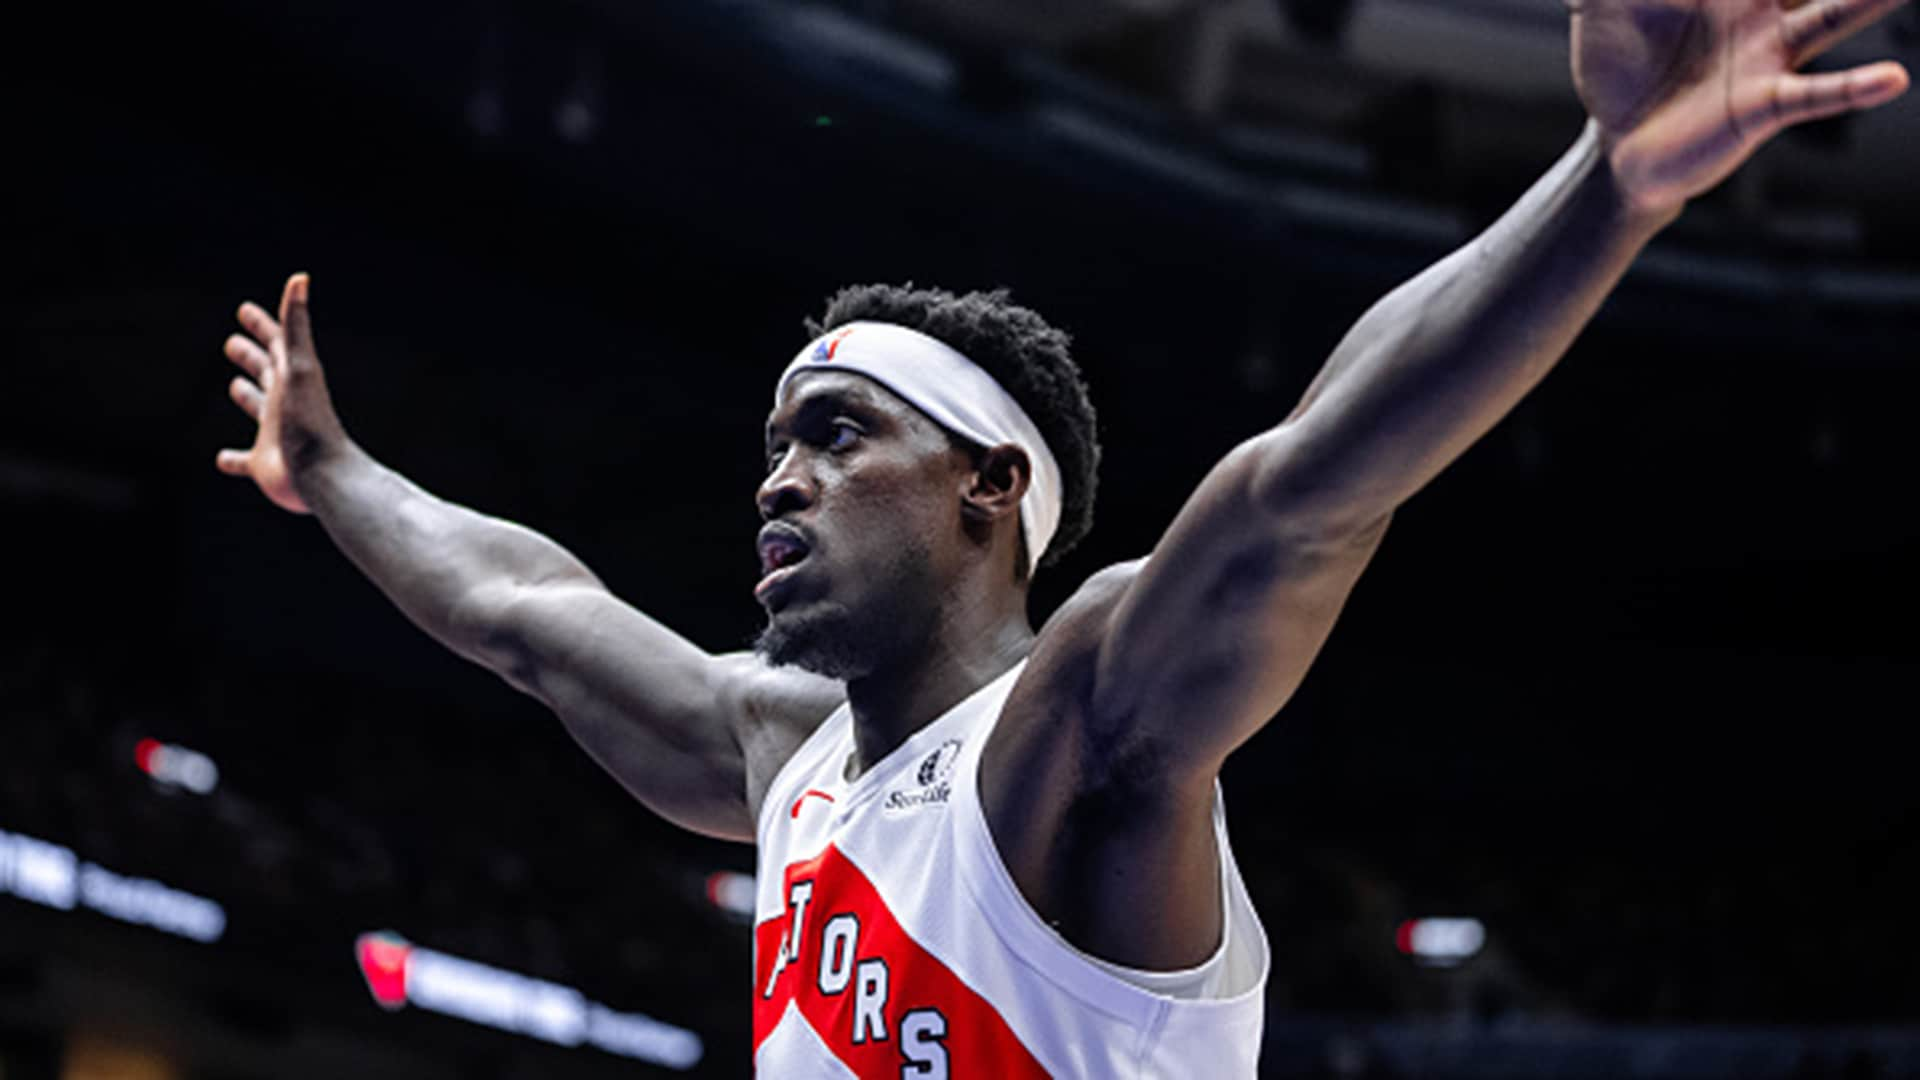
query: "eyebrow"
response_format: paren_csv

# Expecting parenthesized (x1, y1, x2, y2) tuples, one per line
(764, 388, 871, 451)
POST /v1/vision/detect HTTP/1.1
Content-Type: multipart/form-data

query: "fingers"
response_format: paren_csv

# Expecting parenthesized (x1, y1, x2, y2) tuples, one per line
(224, 333, 270, 380)
(1785, 0, 1911, 66)
(279, 272, 315, 360)
(1761, 61, 1911, 131)
(236, 300, 281, 347)
(229, 376, 265, 421)
(215, 449, 252, 476)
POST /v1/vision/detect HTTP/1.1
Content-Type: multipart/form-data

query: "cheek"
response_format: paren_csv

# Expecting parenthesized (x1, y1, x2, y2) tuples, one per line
(835, 495, 945, 569)
(851, 495, 940, 544)
(820, 454, 962, 550)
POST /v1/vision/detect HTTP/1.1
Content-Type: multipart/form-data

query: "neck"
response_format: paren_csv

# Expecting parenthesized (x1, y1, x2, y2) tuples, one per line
(842, 581, 1034, 778)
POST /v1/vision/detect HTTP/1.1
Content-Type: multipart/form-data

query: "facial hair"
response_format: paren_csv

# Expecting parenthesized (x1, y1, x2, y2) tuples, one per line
(753, 600, 879, 681)
(753, 538, 937, 681)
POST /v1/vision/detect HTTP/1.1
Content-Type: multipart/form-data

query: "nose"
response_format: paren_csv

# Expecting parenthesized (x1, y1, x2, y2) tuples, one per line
(757, 452, 814, 521)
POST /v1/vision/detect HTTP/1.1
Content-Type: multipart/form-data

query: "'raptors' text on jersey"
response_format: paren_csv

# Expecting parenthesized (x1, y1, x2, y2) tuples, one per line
(753, 662, 1269, 1078)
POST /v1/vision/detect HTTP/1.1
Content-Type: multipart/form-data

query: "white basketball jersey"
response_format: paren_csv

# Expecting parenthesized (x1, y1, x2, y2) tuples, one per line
(752, 660, 1269, 1078)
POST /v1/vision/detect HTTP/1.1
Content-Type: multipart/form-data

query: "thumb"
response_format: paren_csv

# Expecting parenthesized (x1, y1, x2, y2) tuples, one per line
(279, 272, 317, 359)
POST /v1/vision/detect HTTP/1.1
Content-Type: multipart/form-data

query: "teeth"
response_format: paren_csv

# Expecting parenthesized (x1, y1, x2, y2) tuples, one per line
(762, 540, 805, 574)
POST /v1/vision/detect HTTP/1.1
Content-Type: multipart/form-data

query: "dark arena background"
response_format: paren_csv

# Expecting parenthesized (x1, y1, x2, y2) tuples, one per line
(7, 1, 1920, 1077)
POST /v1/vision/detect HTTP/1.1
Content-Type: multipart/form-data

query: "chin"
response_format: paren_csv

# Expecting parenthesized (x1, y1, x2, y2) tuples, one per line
(754, 604, 875, 681)
(753, 543, 935, 681)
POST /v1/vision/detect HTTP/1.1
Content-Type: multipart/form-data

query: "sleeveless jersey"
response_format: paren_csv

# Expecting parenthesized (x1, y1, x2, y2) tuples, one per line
(752, 660, 1270, 1078)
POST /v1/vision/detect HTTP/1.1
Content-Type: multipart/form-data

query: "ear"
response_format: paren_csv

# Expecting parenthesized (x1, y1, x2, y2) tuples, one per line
(959, 443, 1030, 526)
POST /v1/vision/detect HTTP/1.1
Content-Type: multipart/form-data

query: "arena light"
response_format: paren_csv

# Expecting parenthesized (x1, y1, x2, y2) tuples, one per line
(134, 738, 220, 795)
(0, 828, 226, 943)
(1395, 917, 1485, 967)
(353, 931, 702, 1070)
(704, 870, 755, 922)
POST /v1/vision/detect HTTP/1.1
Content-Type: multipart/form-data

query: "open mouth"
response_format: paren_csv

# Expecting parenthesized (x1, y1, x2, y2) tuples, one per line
(755, 525, 812, 600)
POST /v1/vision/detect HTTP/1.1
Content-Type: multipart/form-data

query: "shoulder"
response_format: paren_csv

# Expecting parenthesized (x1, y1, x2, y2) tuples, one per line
(1034, 557, 1148, 651)
(996, 558, 1153, 769)
(712, 652, 848, 825)
(1019, 556, 1148, 705)
(714, 651, 845, 727)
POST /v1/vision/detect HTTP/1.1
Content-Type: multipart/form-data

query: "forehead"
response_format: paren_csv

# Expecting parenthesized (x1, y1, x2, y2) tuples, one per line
(766, 370, 923, 431)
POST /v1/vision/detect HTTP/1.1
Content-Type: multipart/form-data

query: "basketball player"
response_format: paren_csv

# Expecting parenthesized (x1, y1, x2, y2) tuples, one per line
(214, 3, 1908, 1074)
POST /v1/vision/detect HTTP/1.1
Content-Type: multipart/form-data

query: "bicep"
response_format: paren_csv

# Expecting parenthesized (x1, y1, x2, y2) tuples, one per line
(1091, 435, 1390, 775)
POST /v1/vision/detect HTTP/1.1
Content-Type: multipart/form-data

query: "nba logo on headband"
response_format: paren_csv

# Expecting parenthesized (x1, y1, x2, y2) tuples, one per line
(811, 327, 858, 364)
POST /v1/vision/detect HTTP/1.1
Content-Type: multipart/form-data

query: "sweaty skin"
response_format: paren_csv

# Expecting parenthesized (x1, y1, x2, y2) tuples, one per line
(218, 0, 1909, 974)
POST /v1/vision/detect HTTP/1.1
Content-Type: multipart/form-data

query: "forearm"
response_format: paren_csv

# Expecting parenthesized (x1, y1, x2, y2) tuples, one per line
(295, 443, 781, 839)
(1259, 120, 1681, 533)
(295, 442, 600, 672)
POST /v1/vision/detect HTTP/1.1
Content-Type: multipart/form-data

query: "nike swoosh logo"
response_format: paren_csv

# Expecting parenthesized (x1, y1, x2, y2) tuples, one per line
(789, 789, 836, 819)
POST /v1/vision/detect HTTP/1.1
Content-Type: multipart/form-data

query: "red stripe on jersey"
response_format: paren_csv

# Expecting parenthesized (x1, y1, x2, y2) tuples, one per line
(754, 844, 1048, 1077)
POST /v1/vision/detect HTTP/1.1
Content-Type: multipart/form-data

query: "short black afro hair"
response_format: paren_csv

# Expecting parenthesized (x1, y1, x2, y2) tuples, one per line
(806, 284, 1100, 575)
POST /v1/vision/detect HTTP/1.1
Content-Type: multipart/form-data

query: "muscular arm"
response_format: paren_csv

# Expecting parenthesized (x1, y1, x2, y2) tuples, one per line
(1080, 125, 1663, 776)
(1258, 123, 1664, 538)
(983, 1, 1906, 966)
(217, 276, 841, 841)
(299, 448, 769, 839)
(1083, 0, 1910, 778)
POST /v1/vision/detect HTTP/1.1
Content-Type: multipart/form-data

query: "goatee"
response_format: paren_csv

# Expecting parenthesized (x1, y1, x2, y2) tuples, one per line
(754, 605, 878, 682)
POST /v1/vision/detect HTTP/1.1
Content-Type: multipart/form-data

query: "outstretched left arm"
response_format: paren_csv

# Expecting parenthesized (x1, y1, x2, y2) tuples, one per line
(1084, 0, 1910, 783)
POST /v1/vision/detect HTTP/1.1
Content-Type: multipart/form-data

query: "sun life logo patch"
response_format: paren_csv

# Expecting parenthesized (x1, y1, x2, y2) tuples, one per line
(885, 739, 962, 815)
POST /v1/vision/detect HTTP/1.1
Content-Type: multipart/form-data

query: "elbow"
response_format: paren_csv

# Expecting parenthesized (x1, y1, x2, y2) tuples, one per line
(1242, 426, 1396, 547)
(446, 579, 542, 687)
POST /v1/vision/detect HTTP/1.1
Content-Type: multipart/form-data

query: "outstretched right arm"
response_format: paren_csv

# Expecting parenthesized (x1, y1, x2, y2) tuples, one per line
(215, 274, 842, 841)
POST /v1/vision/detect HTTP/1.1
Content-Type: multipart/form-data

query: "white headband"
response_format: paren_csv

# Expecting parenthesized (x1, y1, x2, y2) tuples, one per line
(776, 322, 1064, 577)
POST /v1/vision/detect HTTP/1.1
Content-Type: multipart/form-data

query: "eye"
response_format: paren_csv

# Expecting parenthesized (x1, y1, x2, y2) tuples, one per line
(826, 421, 862, 452)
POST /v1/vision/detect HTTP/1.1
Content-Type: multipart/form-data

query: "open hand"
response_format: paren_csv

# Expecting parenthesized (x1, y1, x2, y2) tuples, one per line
(215, 273, 348, 514)
(1572, 0, 1911, 213)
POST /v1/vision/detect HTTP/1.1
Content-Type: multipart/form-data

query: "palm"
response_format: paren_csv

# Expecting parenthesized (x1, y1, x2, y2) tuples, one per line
(1572, 0, 1911, 212)
(217, 273, 345, 515)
